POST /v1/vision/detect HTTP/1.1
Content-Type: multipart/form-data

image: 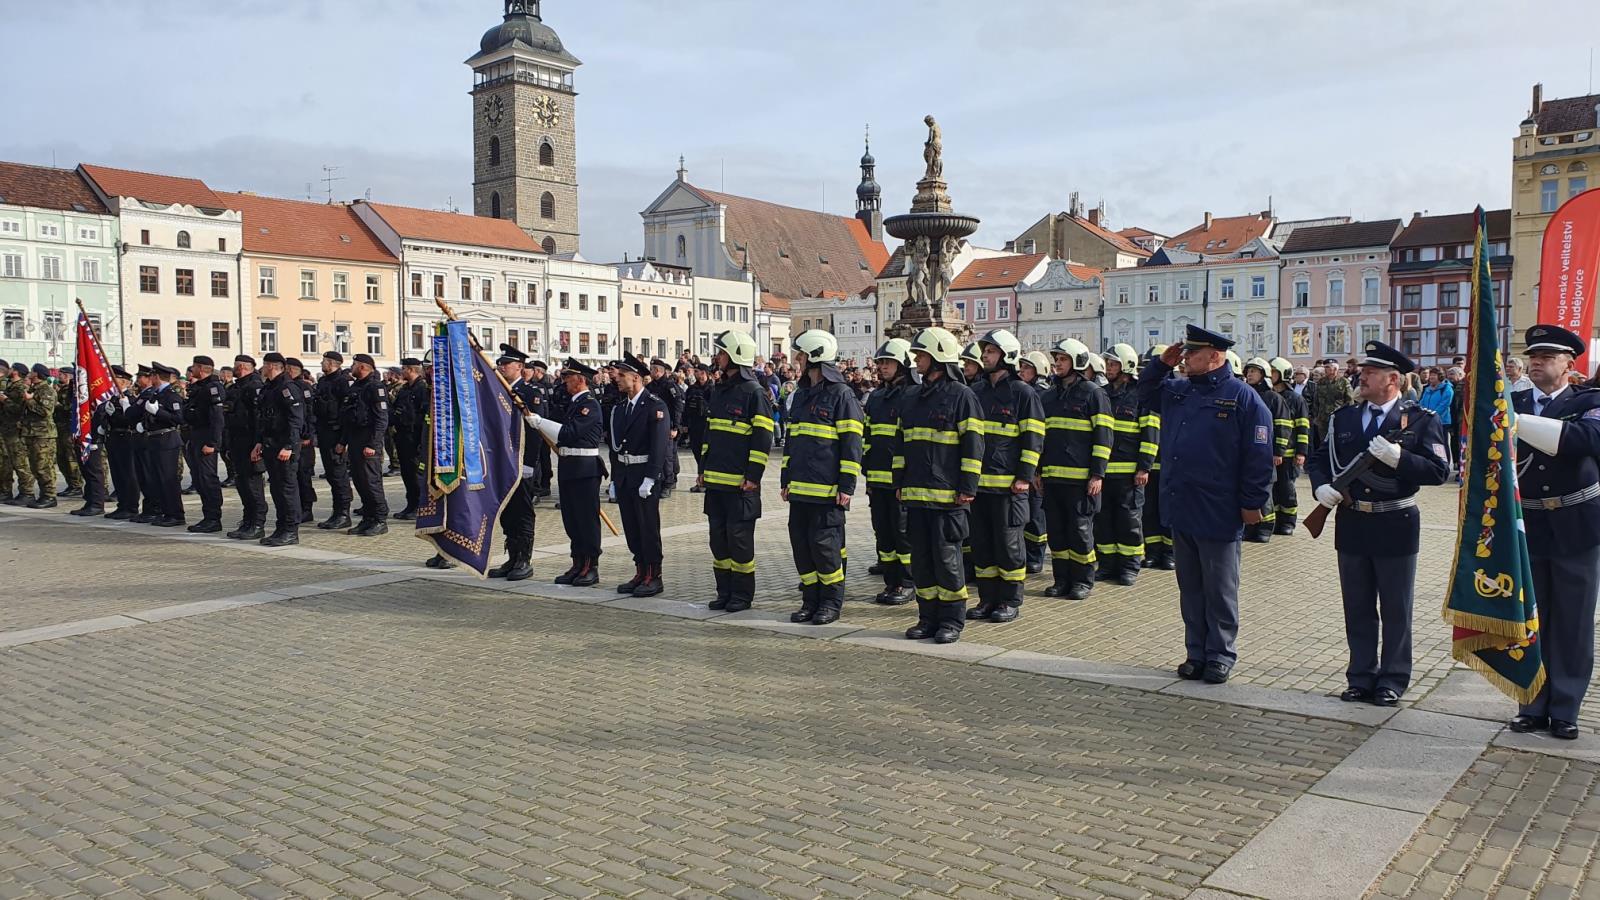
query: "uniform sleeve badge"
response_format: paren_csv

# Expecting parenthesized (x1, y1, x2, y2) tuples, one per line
(1254, 425, 1270, 444)
(1585, 409, 1600, 419)
(1433, 443, 1448, 460)
(656, 410, 664, 420)
(282, 388, 292, 398)
(579, 406, 589, 416)
(378, 401, 387, 409)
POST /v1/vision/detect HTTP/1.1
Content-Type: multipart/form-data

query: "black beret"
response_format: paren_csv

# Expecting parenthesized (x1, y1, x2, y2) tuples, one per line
(400, 357, 423, 367)
(193, 355, 215, 367)
(31, 363, 51, 378)
(261, 352, 286, 365)
(352, 353, 375, 367)
(11, 362, 28, 375)
(322, 350, 344, 363)
(234, 354, 256, 366)
(284, 357, 306, 370)
(1525, 324, 1586, 356)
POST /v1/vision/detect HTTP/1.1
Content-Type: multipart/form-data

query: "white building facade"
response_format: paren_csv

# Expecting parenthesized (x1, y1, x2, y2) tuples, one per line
(545, 255, 618, 366)
(1100, 243, 1282, 357)
(1014, 260, 1104, 352)
(691, 275, 758, 361)
(617, 260, 692, 363)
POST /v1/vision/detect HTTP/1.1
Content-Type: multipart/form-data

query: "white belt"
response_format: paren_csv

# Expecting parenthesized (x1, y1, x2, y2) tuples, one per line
(1349, 497, 1417, 514)
(617, 453, 650, 465)
(1522, 484, 1600, 511)
(559, 447, 600, 457)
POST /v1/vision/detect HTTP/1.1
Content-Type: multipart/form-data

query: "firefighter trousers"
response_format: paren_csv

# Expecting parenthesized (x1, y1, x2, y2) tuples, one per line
(1094, 476, 1144, 577)
(1273, 460, 1300, 532)
(971, 491, 1027, 608)
(707, 489, 760, 606)
(1143, 468, 1172, 564)
(789, 500, 846, 616)
(868, 487, 912, 589)
(1043, 479, 1099, 588)
(906, 504, 969, 632)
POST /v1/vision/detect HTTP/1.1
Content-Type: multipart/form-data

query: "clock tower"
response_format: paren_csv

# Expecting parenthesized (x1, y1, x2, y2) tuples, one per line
(467, 0, 581, 255)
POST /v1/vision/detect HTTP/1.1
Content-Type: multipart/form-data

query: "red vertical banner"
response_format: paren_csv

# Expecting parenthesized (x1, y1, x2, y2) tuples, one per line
(1536, 187, 1600, 371)
(73, 310, 117, 461)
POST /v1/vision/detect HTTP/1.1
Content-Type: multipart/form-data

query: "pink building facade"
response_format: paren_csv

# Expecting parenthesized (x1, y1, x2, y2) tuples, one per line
(1277, 220, 1403, 367)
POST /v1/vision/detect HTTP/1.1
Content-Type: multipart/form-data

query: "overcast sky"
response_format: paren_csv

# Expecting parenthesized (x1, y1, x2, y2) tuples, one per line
(6, 0, 1595, 262)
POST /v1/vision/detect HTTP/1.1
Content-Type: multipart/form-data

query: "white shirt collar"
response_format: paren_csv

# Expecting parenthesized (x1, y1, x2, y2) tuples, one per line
(1534, 384, 1569, 405)
(1369, 395, 1399, 417)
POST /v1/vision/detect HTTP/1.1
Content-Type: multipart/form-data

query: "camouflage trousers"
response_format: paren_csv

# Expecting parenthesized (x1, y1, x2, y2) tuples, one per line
(0, 430, 12, 495)
(5, 432, 33, 496)
(23, 434, 56, 500)
(55, 430, 82, 490)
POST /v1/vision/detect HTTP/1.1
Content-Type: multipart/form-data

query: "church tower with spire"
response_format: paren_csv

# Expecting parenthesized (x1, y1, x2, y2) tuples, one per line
(467, 0, 582, 255)
(855, 126, 883, 242)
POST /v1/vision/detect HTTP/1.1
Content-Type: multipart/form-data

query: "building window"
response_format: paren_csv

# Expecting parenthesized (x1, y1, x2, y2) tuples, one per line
(481, 328, 494, 348)
(334, 324, 351, 356)
(81, 258, 100, 283)
(671, 307, 678, 319)
(490, 192, 501, 218)
(598, 334, 609, 355)
(506, 330, 520, 350)
(409, 272, 422, 297)
(365, 274, 380, 303)
(1147, 284, 1159, 303)
(677, 235, 687, 259)
(540, 141, 554, 166)
(39, 256, 62, 280)
(740, 307, 749, 323)
(623, 336, 633, 355)
(598, 295, 607, 312)
(1248, 320, 1266, 353)
(1362, 275, 1379, 307)
(253, 266, 274, 296)
(1541, 179, 1559, 213)
(1220, 277, 1235, 300)
(176, 269, 195, 296)
(482, 278, 493, 302)
(332, 272, 349, 301)
(1572, 177, 1589, 199)
(2, 310, 22, 340)
(1440, 283, 1460, 308)
(0, 220, 18, 235)
(558, 330, 570, 352)
(1073, 298, 1084, 312)
(299, 270, 316, 299)
(37, 222, 60, 239)
(211, 271, 229, 298)
(578, 293, 588, 311)
(508, 280, 519, 304)
(140, 229, 150, 245)
(1289, 325, 1311, 357)
(540, 192, 555, 219)
(1401, 285, 1422, 309)
(1116, 286, 1129, 305)
(40, 314, 64, 344)
(77, 226, 98, 242)
(528, 283, 539, 305)
(176, 320, 196, 348)
(1, 254, 20, 278)
(212, 322, 230, 347)
(301, 322, 319, 354)
(1327, 277, 1343, 309)
(433, 274, 445, 300)
(699, 302, 709, 318)
(140, 319, 160, 346)
(541, 237, 556, 255)
(139, 265, 159, 293)
(259, 321, 278, 352)
(1439, 328, 1462, 355)
(366, 324, 383, 356)
(1293, 279, 1309, 308)
(1250, 275, 1266, 299)
(561, 292, 570, 310)
(218, 238, 227, 252)
(975, 299, 989, 320)
(489, 136, 501, 167)
(1360, 323, 1382, 348)
(177, 230, 191, 249)
(410, 324, 425, 350)
(1323, 323, 1348, 356)
(461, 277, 472, 301)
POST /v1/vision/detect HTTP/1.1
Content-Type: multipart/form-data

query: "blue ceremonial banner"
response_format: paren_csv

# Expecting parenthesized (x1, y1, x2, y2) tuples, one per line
(430, 329, 459, 494)
(446, 320, 486, 490)
(417, 337, 523, 578)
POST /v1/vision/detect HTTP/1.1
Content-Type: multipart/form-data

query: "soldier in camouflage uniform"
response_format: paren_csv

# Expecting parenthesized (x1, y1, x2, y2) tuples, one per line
(0, 361, 16, 500)
(18, 364, 59, 507)
(53, 369, 83, 497)
(3, 363, 37, 505)
(1308, 362, 1354, 449)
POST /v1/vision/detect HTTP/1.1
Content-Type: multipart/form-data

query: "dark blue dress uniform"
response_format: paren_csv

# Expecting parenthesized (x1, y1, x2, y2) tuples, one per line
(553, 364, 606, 585)
(73, 380, 117, 515)
(257, 365, 307, 543)
(1510, 324, 1600, 736)
(181, 367, 226, 529)
(1096, 376, 1157, 582)
(341, 366, 390, 533)
(864, 370, 914, 603)
(968, 370, 1044, 621)
(781, 364, 863, 624)
(646, 361, 685, 495)
(610, 367, 673, 596)
(224, 363, 267, 537)
(1307, 368, 1448, 703)
(391, 369, 428, 518)
(700, 367, 774, 612)
(105, 376, 142, 519)
(1137, 328, 1274, 680)
(896, 371, 984, 640)
(313, 359, 353, 527)
(1039, 373, 1112, 598)
(133, 366, 186, 525)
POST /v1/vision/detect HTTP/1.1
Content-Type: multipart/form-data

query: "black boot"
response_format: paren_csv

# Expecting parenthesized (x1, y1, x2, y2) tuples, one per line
(72, 505, 105, 517)
(187, 519, 222, 534)
(616, 565, 645, 594)
(318, 512, 351, 530)
(932, 602, 964, 644)
(632, 565, 663, 597)
(571, 559, 599, 587)
(790, 585, 819, 623)
(505, 553, 534, 581)
(875, 585, 913, 605)
(554, 559, 581, 584)
(1026, 543, 1046, 574)
(424, 554, 456, 569)
(488, 557, 516, 578)
(1043, 559, 1074, 597)
(261, 529, 298, 547)
(812, 587, 842, 625)
(1155, 547, 1176, 571)
(904, 597, 937, 640)
(991, 604, 1020, 624)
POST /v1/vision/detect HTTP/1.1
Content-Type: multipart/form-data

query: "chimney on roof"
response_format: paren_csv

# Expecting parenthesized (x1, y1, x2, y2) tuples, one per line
(1260, 210, 1271, 220)
(1203, 211, 1213, 231)
(1412, 211, 1421, 222)
(1532, 83, 1543, 116)
(1069, 191, 1083, 218)
(1087, 208, 1102, 227)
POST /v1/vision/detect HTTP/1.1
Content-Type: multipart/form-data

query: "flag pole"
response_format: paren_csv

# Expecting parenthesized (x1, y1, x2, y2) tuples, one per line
(432, 297, 619, 537)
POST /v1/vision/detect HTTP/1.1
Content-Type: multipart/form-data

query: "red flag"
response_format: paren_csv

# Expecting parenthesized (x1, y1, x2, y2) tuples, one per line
(73, 310, 117, 462)
(1536, 187, 1600, 370)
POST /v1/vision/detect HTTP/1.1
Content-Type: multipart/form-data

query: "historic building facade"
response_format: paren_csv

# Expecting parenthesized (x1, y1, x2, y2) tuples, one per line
(1510, 83, 1600, 344)
(616, 260, 692, 363)
(1388, 210, 1513, 368)
(947, 253, 1048, 333)
(1009, 194, 1149, 270)
(1277, 219, 1402, 368)
(469, 0, 582, 255)
(1014, 259, 1104, 353)
(0, 162, 122, 365)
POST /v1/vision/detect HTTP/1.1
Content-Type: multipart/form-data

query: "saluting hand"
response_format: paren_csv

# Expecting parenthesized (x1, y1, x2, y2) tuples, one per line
(1161, 344, 1184, 367)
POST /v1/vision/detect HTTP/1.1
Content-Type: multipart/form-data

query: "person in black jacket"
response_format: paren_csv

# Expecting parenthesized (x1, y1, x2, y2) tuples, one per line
(527, 359, 555, 498)
(683, 365, 711, 491)
(73, 367, 120, 517)
(314, 352, 353, 530)
(224, 355, 267, 540)
(608, 353, 673, 597)
(527, 359, 605, 585)
(103, 366, 141, 520)
(182, 355, 226, 532)
(134, 361, 186, 526)
(286, 359, 318, 524)
(863, 339, 915, 606)
(391, 358, 428, 520)
(487, 346, 541, 581)
(967, 329, 1044, 624)
(254, 353, 306, 546)
(341, 353, 390, 536)
(646, 358, 685, 499)
(698, 331, 774, 612)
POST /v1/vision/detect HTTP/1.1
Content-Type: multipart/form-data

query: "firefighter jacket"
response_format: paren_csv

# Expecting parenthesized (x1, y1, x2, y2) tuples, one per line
(1276, 385, 1311, 458)
(780, 365, 863, 504)
(1252, 381, 1293, 461)
(1039, 375, 1113, 482)
(1104, 378, 1158, 476)
(894, 374, 984, 509)
(971, 371, 1044, 491)
(699, 367, 774, 490)
(862, 373, 912, 490)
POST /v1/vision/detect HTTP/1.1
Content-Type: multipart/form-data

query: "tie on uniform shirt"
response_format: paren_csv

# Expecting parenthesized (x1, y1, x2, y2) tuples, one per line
(1533, 393, 1548, 416)
(1364, 405, 1385, 439)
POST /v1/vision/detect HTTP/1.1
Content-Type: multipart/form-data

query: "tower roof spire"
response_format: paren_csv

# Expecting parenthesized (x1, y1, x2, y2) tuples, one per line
(677, 156, 687, 183)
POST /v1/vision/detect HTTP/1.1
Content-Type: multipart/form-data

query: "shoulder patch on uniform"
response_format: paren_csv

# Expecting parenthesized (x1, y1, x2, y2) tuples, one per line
(1433, 443, 1449, 459)
(377, 401, 387, 409)
(1254, 425, 1270, 444)
(282, 388, 292, 398)
(1585, 408, 1600, 419)
(655, 410, 664, 420)
(579, 406, 589, 416)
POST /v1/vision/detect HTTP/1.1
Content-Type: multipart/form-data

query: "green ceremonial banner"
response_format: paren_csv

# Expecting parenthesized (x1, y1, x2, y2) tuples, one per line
(1441, 206, 1546, 705)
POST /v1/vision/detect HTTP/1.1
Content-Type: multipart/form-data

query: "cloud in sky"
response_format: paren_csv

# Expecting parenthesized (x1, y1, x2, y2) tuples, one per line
(6, 0, 1594, 262)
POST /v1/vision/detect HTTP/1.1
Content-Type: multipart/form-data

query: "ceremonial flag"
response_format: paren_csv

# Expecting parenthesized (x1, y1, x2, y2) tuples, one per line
(1535, 187, 1600, 370)
(1442, 207, 1545, 704)
(416, 331, 523, 578)
(71, 308, 117, 462)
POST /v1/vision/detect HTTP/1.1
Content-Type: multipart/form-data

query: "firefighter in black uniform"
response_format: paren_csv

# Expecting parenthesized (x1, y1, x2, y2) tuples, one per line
(1140, 345, 1174, 570)
(863, 338, 915, 605)
(225, 355, 267, 540)
(607, 353, 673, 597)
(528, 359, 605, 586)
(1243, 355, 1292, 542)
(182, 355, 226, 533)
(967, 329, 1044, 625)
(286, 358, 318, 524)
(698, 331, 774, 613)
(1018, 350, 1052, 573)
(486, 345, 539, 581)
(782, 329, 863, 626)
(527, 359, 555, 499)
(341, 353, 390, 536)
(254, 352, 306, 546)
(684, 364, 712, 491)
(1095, 343, 1157, 585)
(1039, 339, 1112, 600)
(314, 352, 353, 530)
(104, 366, 142, 520)
(391, 358, 428, 520)
(897, 327, 985, 643)
(136, 361, 186, 526)
(646, 358, 684, 499)
(1270, 357, 1310, 535)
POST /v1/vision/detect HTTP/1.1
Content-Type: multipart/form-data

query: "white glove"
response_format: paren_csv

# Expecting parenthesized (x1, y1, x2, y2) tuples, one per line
(1517, 414, 1564, 456)
(519, 465, 536, 478)
(639, 477, 655, 499)
(119, 396, 131, 410)
(607, 481, 617, 500)
(533, 415, 563, 444)
(523, 412, 542, 429)
(1367, 435, 1401, 468)
(1315, 484, 1343, 509)
(135, 422, 145, 433)
(144, 400, 159, 414)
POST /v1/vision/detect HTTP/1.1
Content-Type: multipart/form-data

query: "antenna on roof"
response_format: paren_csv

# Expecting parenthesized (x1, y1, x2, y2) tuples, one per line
(364, 188, 372, 201)
(305, 182, 315, 202)
(320, 165, 344, 205)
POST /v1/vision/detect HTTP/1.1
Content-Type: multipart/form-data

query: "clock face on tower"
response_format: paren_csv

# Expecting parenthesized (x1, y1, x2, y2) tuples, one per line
(483, 95, 504, 127)
(533, 94, 561, 127)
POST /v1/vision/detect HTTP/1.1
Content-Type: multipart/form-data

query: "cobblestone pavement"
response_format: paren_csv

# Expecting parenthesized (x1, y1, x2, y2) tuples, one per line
(1369, 748, 1600, 899)
(0, 573, 1373, 899)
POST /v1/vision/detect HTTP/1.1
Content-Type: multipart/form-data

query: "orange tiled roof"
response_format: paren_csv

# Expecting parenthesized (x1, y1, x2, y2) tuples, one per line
(694, 185, 888, 303)
(79, 163, 225, 209)
(1163, 213, 1273, 255)
(363, 201, 542, 253)
(221, 192, 396, 265)
(1068, 214, 1150, 257)
(950, 253, 1047, 291)
(0, 162, 107, 214)
(1117, 226, 1160, 240)
(1063, 263, 1103, 281)
(760, 292, 791, 312)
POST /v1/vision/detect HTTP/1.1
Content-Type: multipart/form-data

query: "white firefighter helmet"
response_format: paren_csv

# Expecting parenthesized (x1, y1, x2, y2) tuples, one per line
(713, 330, 758, 368)
(792, 329, 839, 365)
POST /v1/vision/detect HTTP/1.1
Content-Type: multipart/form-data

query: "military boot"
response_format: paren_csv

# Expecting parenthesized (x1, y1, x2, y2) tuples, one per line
(504, 551, 534, 582)
(812, 587, 842, 625)
(1043, 559, 1074, 597)
(708, 569, 732, 610)
(616, 565, 645, 594)
(632, 565, 663, 598)
(1025, 543, 1046, 574)
(554, 558, 581, 584)
(570, 559, 599, 587)
(488, 557, 517, 579)
(904, 597, 937, 640)
(261, 529, 298, 547)
(318, 512, 351, 530)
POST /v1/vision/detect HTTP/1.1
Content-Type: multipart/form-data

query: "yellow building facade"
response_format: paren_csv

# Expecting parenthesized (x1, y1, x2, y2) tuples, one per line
(1510, 84, 1600, 345)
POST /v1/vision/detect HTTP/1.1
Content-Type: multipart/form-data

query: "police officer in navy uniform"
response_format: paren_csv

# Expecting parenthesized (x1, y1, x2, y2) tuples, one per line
(607, 353, 672, 597)
(1138, 325, 1275, 684)
(104, 366, 141, 520)
(224, 355, 267, 540)
(313, 351, 354, 531)
(254, 352, 306, 546)
(285, 358, 319, 524)
(137, 362, 187, 527)
(341, 353, 390, 536)
(528, 359, 605, 586)
(1508, 324, 1600, 740)
(390, 358, 428, 520)
(520, 358, 551, 501)
(485, 345, 540, 581)
(646, 358, 685, 500)
(1307, 341, 1449, 707)
(182, 355, 226, 533)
